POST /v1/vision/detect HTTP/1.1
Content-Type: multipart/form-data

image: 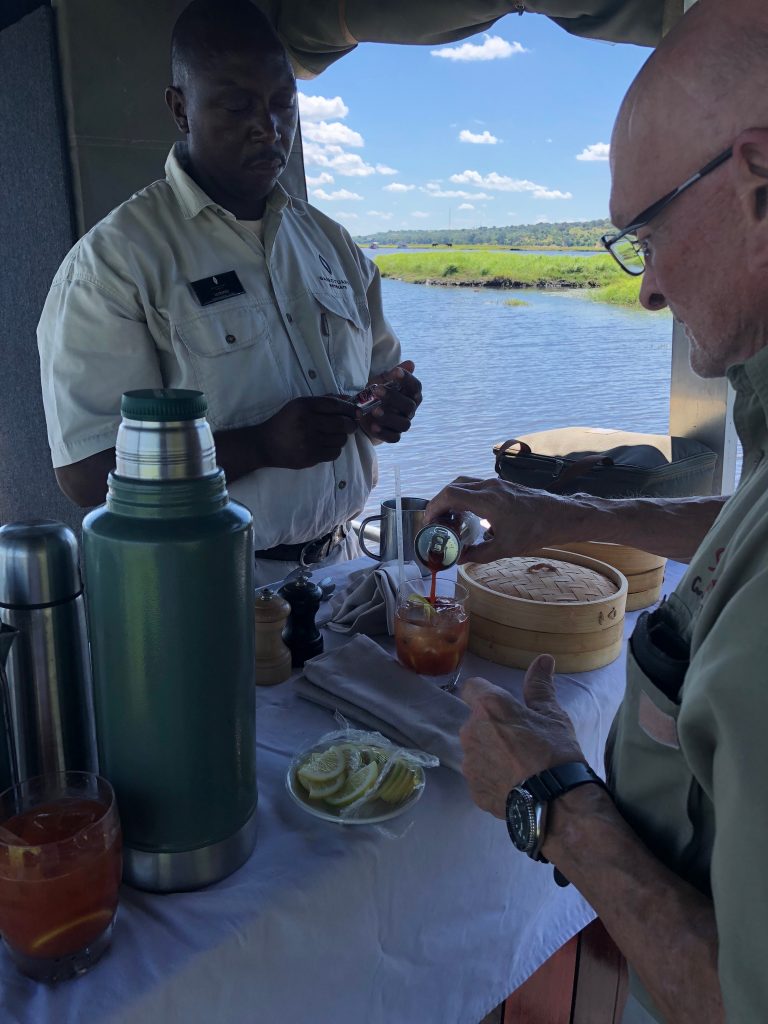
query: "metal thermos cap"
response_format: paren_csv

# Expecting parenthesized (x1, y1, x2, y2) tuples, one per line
(0, 520, 82, 607)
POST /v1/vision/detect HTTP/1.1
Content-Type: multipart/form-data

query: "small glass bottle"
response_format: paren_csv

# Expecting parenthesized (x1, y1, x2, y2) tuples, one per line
(414, 511, 480, 572)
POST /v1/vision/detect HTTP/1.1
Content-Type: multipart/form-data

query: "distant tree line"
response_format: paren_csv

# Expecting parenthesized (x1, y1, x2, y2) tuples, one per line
(353, 219, 615, 249)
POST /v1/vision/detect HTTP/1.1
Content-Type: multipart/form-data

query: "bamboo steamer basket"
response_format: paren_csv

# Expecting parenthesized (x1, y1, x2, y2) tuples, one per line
(555, 541, 666, 611)
(458, 548, 627, 673)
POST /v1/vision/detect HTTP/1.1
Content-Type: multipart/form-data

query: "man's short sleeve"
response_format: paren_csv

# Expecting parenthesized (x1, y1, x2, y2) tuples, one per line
(38, 273, 162, 468)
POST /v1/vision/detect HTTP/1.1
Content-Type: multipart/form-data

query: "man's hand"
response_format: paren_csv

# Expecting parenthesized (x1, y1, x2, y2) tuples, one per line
(253, 396, 357, 470)
(425, 477, 572, 563)
(460, 654, 585, 818)
(358, 359, 422, 443)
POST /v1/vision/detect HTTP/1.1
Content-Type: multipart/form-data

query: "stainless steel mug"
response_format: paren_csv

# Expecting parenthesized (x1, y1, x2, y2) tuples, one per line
(0, 521, 98, 786)
(358, 498, 429, 565)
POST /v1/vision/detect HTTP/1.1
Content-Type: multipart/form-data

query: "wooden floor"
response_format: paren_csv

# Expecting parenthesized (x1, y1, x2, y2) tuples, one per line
(482, 919, 628, 1024)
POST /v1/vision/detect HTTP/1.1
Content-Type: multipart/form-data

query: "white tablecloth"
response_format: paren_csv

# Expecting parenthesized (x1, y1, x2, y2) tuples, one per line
(2, 557, 685, 1024)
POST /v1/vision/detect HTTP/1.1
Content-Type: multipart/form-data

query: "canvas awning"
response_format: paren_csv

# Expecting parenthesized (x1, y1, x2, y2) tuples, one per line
(255, 0, 667, 78)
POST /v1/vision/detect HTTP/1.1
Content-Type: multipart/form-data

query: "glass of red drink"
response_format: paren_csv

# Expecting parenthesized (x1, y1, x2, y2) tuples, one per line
(394, 579, 470, 691)
(0, 772, 121, 982)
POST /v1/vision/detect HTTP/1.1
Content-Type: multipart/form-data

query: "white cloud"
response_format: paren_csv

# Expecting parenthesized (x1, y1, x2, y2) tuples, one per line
(458, 203, 474, 210)
(384, 182, 415, 192)
(312, 188, 363, 201)
(431, 35, 527, 62)
(302, 121, 364, 147)
(450, 169, 572, 199)
(306, 172, 334, 187)
(459, 129, 499, 145)
(367, 210, 393, 220)
(422, 184, 494, 199)
(304, 142, 377, 177)
(576, 142, 610, 162)
(412, 211, 429, 218)
(376, 164, 398, 175)
(298, 94, 349, 121)
(336, 211, 359, 220)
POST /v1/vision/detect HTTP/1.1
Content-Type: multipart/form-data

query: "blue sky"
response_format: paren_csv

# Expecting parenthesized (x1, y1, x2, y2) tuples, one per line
(296, 14, 650, 237)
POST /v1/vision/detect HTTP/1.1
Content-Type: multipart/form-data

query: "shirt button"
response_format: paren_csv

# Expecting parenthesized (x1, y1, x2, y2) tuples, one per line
(338, 480, 347, 490)
(225, 334, 237, 344)
(286, 313, 293, 323)
(308, 369, 317, 380)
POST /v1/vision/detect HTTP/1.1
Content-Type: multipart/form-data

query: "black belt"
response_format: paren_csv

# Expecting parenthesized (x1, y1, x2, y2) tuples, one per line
(254, 524, 349, 565)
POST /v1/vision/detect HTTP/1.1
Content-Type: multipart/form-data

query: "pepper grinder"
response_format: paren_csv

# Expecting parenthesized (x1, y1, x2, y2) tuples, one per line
(253, 589, 292, 685)
(279, 571, 324, 668)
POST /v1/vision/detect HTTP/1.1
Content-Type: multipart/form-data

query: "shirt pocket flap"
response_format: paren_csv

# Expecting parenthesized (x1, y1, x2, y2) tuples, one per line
(175, 304, 269, 358)
(311, 288, 371, 332)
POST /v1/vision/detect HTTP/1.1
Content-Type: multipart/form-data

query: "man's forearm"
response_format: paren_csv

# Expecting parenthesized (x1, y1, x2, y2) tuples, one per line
(212, 423, 272, 482)
(545, 785, 724, 1023)
(562, 494, 726, 562)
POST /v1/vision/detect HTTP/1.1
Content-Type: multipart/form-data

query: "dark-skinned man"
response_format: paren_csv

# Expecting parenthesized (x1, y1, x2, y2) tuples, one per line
(37, 0, 421, 586)
(426, 1, 767, 1021)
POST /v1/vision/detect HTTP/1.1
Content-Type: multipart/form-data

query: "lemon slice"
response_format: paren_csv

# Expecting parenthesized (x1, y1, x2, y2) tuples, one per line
(360, 745, 389, 766)
(307, 772, 347, 800)
(297, 745, 346, 787)
(379, 761, 418, 804)
(324, 762, 380, 808)
(339, 743, 363, 774)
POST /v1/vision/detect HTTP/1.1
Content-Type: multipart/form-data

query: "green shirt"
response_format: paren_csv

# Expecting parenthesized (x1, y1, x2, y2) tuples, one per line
(608, 344, 768, 1021)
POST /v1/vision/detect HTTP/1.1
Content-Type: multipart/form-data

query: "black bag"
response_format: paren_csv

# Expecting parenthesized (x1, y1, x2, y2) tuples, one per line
(493, 427, 717, 499)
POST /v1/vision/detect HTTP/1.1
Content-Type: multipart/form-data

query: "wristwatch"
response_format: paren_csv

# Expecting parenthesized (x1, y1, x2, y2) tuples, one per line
(505, 762, 605, 862)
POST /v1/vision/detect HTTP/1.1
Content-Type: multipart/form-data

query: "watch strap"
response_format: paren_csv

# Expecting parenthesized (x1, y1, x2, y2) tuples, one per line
(523, 762, 605, 803)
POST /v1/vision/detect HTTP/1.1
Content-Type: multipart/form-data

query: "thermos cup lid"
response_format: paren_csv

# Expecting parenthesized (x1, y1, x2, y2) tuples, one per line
(0, 521, 82, 607)
(121, 390, 208, 422)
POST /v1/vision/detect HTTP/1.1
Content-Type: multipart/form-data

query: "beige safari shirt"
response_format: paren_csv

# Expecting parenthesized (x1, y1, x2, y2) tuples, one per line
(607, 343, 768, 1021)
(37, 144, 400, 549)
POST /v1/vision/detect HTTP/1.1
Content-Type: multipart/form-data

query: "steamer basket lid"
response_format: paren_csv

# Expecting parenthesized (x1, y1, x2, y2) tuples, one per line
(463, 556, 617, 604)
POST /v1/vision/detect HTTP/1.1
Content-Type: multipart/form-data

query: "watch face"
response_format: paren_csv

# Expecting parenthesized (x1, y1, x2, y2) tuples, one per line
(506, 787, 536, 854)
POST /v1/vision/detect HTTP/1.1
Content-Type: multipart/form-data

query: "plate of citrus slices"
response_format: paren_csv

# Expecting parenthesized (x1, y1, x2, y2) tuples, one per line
(286, 729, 437, 825)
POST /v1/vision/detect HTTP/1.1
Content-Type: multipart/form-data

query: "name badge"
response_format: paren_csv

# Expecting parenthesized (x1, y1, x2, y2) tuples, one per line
(190, 272, 246, 306)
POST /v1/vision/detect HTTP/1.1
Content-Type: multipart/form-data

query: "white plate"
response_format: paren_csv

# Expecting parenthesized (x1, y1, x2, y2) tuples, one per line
(285, 762, 426, 825)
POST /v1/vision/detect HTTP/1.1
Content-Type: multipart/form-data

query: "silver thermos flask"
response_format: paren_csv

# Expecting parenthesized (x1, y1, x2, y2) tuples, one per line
(0, 521, 97, 788)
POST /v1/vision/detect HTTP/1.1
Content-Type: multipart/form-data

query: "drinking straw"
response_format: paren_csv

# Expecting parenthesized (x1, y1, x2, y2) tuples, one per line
(394, 465, 406, 593)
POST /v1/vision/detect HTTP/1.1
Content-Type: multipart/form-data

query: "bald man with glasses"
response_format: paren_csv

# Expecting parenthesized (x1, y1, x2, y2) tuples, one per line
(426, 2, 768, 1021)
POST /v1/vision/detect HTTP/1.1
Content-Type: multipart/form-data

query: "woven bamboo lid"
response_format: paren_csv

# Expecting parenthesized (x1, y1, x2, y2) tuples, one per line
(464, 556, 618, 604)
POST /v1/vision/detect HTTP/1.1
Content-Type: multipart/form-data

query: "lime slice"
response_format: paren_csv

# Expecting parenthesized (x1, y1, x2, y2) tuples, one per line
(297, 745, 346, 787)
(406, 594, 435, 616)
(324, 762, 380, 808)
(30, 907, 114, 953)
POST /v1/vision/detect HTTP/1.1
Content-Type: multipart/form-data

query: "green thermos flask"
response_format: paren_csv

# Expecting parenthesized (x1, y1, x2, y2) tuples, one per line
(82, 390, 256, 892)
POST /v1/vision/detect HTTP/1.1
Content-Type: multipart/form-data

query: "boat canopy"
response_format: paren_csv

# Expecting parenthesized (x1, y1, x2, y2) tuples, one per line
(252, 0, 664, 78)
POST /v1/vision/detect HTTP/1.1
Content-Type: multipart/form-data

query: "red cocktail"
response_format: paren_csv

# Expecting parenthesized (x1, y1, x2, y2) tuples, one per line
(0, 772, 121, 982)
(394, 579, 469, 691)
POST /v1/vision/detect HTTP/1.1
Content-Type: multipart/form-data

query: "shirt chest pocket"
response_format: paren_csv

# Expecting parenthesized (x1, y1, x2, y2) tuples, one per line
(173, 304, 291, 428)
(311, 289, 373, 394)
(606, 613, 703, 885)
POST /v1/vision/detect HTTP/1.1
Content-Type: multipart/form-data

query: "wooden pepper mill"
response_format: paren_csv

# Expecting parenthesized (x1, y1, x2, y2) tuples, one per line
(253, 588, 292, 685)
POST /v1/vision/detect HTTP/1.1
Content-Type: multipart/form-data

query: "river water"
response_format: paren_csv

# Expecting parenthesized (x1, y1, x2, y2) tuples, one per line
(362, 277, 673, 517)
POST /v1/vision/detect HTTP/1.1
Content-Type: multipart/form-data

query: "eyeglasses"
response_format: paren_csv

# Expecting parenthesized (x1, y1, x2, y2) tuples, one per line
(601, 146, 733, 276)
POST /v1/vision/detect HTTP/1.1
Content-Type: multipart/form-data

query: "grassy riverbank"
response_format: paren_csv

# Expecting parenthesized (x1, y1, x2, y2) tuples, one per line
(374, 251, 645, 308)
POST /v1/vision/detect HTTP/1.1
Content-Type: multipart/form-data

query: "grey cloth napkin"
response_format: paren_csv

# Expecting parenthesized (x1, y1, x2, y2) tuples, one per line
(295, 634, 468, 771)
(319, 561, 424, 636)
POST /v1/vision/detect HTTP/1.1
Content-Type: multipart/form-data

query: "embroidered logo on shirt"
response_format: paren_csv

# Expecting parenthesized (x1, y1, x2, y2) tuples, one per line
(638, 690, 680, 748)
(318, 252, 349, 290)
(690, 546, 725, 601)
